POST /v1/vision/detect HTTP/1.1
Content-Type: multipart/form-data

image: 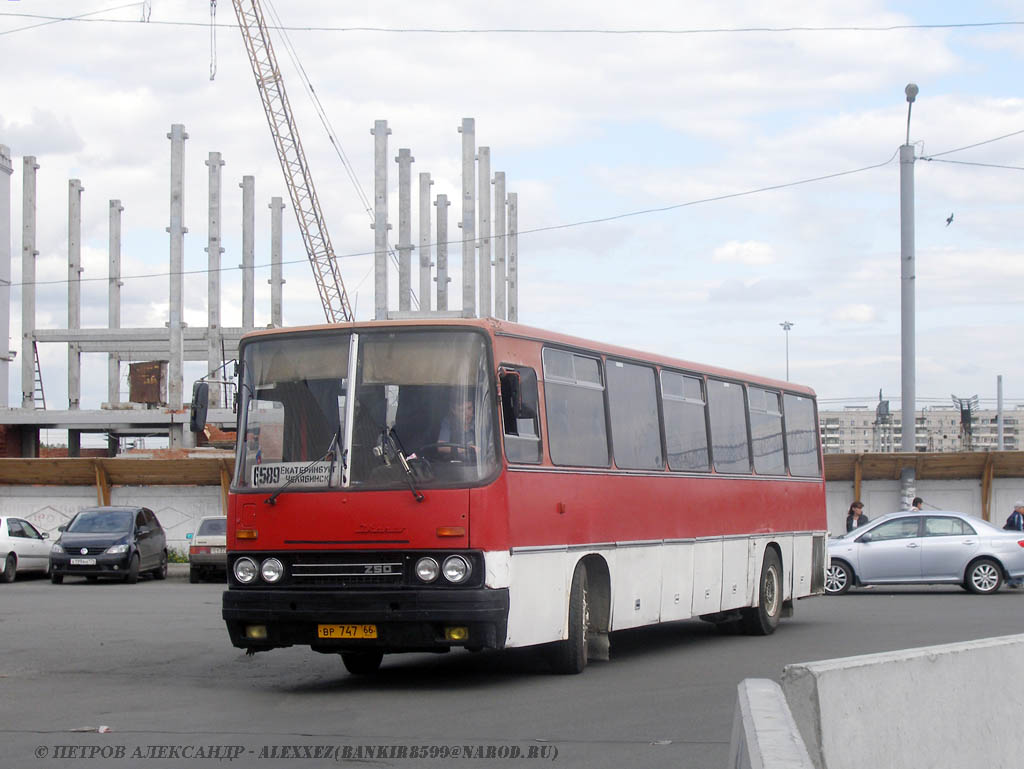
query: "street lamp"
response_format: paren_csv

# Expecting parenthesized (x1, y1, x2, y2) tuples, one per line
(779, 321, 793, 381)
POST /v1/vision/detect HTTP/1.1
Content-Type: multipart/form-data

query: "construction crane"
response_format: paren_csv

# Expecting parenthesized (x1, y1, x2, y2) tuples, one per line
(230, 0, 354, 323)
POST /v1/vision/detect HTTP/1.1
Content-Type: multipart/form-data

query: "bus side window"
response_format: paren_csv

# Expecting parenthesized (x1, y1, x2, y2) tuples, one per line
(500, 366, 542, 464)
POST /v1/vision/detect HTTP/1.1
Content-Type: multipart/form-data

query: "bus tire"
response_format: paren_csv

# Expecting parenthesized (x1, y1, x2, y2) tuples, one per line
(551, 565, 589, 674)
(742, 548, 782, 636)
(341, 651, 383, 675)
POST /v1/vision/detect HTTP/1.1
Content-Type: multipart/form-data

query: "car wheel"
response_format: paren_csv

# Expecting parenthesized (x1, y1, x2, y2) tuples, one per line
(549, 564, 590, 674)
(1, 553, 15, 583)
(340, 651, 383, 675)
(741, 548, 783, 635)
(124, 553, 140, 585)
(825, 561, 853, 595)
(50, 572, 63, 584)
(152, 551, 168, 580)
(189, 566, 200, 584)
(965, 558, 1002, 594)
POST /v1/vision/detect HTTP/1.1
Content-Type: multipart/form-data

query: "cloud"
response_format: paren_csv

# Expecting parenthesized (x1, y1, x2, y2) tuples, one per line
(712, 240, 777, 265)
(832, 304, 878, 323)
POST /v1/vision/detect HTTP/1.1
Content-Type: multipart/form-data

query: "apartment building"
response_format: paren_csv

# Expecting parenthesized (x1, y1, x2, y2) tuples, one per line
(818, 405, 1022, 454)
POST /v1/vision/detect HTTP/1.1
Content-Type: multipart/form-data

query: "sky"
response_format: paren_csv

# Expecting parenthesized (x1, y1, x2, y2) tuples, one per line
(0, 0, 1022, 442)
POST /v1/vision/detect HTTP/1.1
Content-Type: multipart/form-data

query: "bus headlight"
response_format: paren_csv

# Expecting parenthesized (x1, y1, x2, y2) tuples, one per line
(234, 557, 258, 584)
(442, 555, 472, 584)
(415, 557, 439, 583)
(260, 558, 284, 583)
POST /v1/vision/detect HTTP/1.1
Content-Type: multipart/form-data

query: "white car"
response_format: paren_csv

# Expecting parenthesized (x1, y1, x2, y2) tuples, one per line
(1, 516, 51, 582)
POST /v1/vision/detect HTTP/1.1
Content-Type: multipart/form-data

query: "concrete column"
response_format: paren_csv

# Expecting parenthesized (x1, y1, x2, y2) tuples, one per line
(0, 146, 11, 409)
(167, 124, 188, 448)
(67, 179, 83, 410)
(269, 196, 284, 328)
(435, 194, 450, 312)
(459, 118, 476, 316)
(372, 120, 391, 320)
(493, 172, 506, 320)
(240, 175, 255, 331)
(477, 146, 491, 317)
(107, 200, 123, 406)
(418, 172, 433, 313)
(20, 156, 37, 409)
(396, 148, 413, 312)
(206, 152, 224, 407)
(508, 191, 518, 322)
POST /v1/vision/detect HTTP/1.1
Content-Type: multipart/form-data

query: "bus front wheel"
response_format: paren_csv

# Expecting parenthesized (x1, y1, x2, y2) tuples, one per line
(340, 651, 383, 675)
(550, 565, 589, 674)
(742, 549, 782, 636)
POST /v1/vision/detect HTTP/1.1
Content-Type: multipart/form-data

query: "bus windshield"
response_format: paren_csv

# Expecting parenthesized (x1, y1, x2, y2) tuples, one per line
(236, 328, 498, 492)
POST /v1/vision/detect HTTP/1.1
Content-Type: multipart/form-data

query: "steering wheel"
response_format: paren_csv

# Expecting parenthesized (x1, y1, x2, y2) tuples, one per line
(418, 442, 477, 463)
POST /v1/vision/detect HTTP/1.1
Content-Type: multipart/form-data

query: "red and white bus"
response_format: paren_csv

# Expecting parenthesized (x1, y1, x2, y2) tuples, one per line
(212, 318, 826, 674)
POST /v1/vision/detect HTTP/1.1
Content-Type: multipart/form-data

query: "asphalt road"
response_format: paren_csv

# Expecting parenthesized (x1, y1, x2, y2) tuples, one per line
(4, 569, 1024, 769)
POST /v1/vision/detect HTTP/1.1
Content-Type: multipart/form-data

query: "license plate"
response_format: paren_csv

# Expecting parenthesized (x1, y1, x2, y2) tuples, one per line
(70, 558, 96, 566)
(210, 547, 226, 554)
(317, 624, 377, 639)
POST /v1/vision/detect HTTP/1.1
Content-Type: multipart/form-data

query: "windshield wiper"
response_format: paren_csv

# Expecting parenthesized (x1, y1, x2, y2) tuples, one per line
(376, 427, 424, 503)
(264, 428, 341, 506)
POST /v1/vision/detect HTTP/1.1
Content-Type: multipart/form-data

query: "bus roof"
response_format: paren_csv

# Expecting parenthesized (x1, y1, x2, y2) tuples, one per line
(239, 317, 817, 397)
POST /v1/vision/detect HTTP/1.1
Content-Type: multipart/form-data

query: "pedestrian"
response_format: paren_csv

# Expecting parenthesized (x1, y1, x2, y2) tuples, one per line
(1004, 501, 1024, 532)
(1005, 501, 1024, 589)
(846, 501, 870, 532)
(911, 497, 924, 511)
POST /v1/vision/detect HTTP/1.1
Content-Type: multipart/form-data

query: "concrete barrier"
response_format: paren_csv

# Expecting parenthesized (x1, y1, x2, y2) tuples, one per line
(780, 634, 1024, 769)
(728, 678, 815, 769)
(729, 634, 1024, 768)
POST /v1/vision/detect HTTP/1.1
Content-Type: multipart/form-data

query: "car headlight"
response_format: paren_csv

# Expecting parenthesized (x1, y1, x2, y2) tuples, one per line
(51, 543, 64, 554)
(233, 557, 258, 584)
(260, 558, 284, 583)
(415, 556, 439, 583)
(105, 543, 129, 555)
(442, 555, 472, 584)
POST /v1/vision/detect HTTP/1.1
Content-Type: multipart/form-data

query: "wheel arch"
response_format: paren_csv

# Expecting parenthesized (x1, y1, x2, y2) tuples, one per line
(964, 554, 1007, 581)
(576, 554, 610, 634)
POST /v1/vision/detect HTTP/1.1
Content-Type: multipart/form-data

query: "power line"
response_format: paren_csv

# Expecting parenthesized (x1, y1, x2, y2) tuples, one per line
(2, 13, 1023, 35)
(0, 3, 144, 37)
(922, 127, 1024, 158)
(922, 158, 1024, 171)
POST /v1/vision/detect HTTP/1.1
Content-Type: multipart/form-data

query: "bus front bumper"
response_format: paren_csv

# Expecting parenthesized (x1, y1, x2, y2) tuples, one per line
(222, 587, 510, 653)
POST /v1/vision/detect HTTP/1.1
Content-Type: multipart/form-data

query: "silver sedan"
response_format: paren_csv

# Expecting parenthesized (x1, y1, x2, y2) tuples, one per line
(826, 511, 1024, 595)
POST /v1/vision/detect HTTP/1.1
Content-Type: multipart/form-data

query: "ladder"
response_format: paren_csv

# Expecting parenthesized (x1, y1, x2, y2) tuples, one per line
(31, 341, 46, 410)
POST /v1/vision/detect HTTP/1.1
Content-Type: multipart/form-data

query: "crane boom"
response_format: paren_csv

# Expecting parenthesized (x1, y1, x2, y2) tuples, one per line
(231, 0, 354, 323)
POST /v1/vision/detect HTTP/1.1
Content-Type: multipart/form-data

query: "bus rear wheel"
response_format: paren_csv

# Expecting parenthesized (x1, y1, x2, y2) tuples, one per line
(550, 565, 589, 674)
(341, 651, 383, 675)
(742, 549, 782, 636)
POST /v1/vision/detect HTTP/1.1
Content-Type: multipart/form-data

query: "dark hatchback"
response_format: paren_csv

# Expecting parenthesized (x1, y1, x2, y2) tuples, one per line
(50, 506, 168, 584)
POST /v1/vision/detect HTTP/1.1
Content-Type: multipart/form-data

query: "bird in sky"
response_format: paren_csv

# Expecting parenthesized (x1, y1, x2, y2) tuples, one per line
(946, 213, 954, 226)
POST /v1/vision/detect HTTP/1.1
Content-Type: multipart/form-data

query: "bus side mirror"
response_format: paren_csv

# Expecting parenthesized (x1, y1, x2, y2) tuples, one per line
(190, 381, 209, 433)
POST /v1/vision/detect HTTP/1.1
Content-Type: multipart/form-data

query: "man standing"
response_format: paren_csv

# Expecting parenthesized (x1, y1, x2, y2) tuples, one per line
(1005, 501, 1024, 532)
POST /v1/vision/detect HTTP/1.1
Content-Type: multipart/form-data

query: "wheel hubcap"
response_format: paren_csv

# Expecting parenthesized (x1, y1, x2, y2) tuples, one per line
(973, 564, 998, 591)
(764, 566, 779, 615)
(825, 566, 847, 593)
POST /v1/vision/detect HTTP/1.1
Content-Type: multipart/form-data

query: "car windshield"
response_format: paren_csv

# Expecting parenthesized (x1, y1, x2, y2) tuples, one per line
(197, 518, 227, 536)
(236, 328, 498, 492)
(67, 510, 133, 534)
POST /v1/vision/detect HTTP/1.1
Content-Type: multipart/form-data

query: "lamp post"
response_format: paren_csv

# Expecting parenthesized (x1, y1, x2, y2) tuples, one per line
(899, 83, 918, 509)
(779, 321, 793, 381)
